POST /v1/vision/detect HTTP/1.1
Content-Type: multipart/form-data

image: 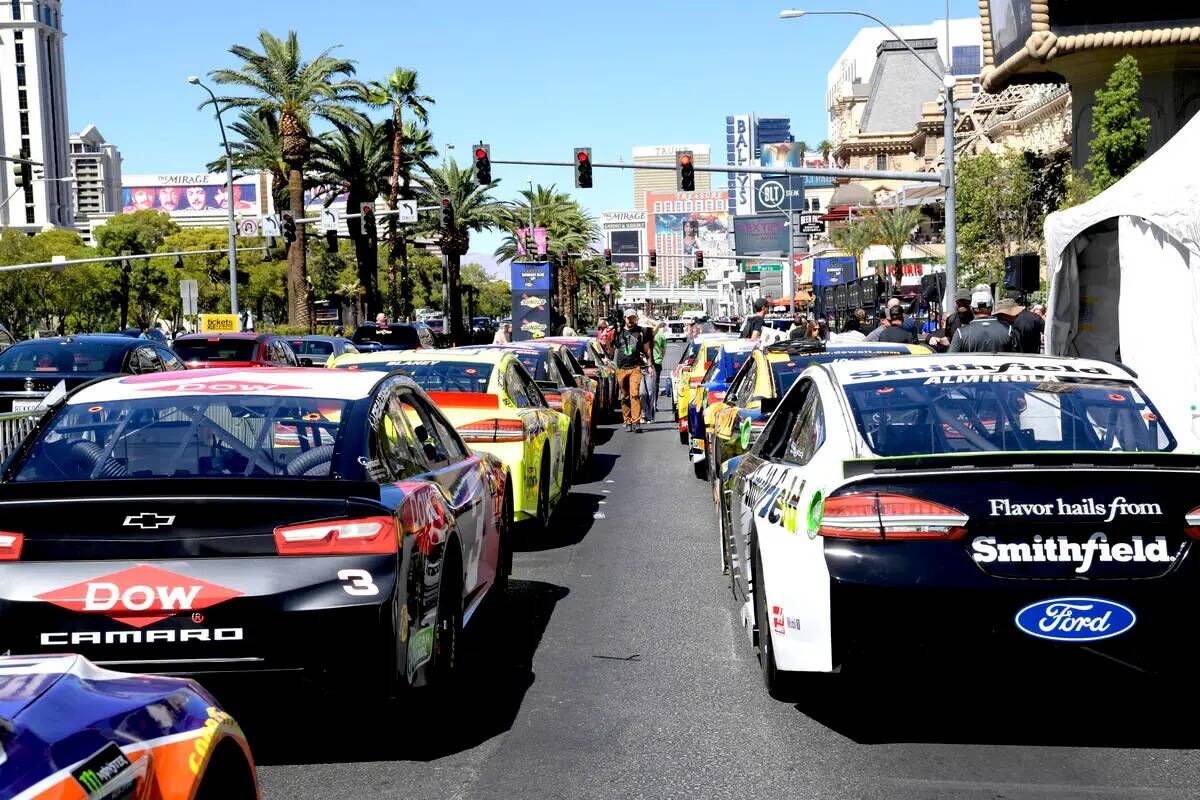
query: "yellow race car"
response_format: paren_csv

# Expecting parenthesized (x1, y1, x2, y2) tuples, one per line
(329, 348, 571, 532)
(674, 334, 738, 444)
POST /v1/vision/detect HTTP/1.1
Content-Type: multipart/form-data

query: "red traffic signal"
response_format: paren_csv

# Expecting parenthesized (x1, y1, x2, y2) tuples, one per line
(695, 250, 704, 269)
(649, 249, 657, 268)
(574, 147, 593, 189)
(603, 248, 611, 266)
(473, 143, 491, 184)
(676, 150, 695, 192)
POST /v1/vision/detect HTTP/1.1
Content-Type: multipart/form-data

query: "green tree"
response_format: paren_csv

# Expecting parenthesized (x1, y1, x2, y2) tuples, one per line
(368, 67, 435, 320)
(209, 30, 368, 329)
(1086, 55, 1151, 193)
(310, 120, 391, 316)
(207, 109, 291, 212)
(94, 211, 181, 329)
(416, 158, 504, 344)
(460, 262, 510, 319)
(828, 221, 875, 278)
(868, 206, 925, 283)
(796, 141, 809, 161)
(819, 139, 833, 165)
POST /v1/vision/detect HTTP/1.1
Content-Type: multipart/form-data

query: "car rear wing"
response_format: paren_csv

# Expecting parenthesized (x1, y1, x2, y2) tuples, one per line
(842, 450, 1200, 479)
(0, 477, 383, 503)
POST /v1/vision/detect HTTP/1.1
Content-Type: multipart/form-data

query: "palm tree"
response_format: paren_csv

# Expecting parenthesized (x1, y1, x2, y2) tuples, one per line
(796, 141, 809, 162)
(206, 109, 290, 212)
(393, 121, 438, 318)
(310, 121, 390, 315)
(369, 68, 434, 320)
(828, 221, 875, 279)
(416, 159, 504, 344)
(869, 206, 925, 285)
(819, 139, 833, 165)
(209, 30, 367, 329)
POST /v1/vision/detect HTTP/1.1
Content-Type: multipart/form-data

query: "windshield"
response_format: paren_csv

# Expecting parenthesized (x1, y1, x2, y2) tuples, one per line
(0, 341, 128, 374)
(12, 396, 351, 481)
(337, 360, 493, 393)
(174, 338, 258, 363)
(844, 377, 1175, 457)
(290, 339, 334, 356)
(352, 325, 420, 349)
(508, 351, 549, 381)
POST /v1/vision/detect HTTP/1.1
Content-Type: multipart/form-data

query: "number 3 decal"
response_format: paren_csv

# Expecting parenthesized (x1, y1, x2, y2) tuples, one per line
(338, 568, 379, 596)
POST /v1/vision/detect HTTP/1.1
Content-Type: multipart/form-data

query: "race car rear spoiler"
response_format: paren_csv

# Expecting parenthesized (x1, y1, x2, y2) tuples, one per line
(0, 477, 383, 502)
(842, 450, 1200, 479)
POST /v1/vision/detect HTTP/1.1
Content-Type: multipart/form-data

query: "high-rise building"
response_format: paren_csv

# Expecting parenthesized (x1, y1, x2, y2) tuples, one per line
(69, 125, 122, 223)
(632, 145, 710, 210)
(826, 18, 982, 142)
(725, 115, 793, 217)
(0, 0, 72, 230)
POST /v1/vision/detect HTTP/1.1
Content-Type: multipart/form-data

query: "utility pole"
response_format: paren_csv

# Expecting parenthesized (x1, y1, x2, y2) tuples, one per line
(188, 77, 240, 322)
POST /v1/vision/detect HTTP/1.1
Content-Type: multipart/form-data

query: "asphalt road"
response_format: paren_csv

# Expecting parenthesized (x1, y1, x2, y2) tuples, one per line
(227, 344, 1200, 800)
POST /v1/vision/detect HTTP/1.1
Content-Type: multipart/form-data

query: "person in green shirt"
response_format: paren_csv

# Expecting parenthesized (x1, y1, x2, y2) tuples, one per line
(648, 321, 667, 418)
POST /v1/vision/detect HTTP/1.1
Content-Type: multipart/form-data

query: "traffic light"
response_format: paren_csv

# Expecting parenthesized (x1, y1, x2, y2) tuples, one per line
(282, 212, 296, 246)
(603, 248, 611, 267)
(676, 150, 695, 192)
(11, 156, 28, 190)
(473, 143, 492, 185)
(361, 203, 376, 239)
(574, 147, 592, 189)
(649, 249, 657, 268)
(440, 197, 454, 232)
(695, 250, 704, 269)
(174, 255, 185, 270)
(325, 230, 338, 254)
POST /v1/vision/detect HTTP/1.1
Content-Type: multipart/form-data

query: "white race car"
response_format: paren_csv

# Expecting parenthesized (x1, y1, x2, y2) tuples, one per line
(724, 354, 1193, 699)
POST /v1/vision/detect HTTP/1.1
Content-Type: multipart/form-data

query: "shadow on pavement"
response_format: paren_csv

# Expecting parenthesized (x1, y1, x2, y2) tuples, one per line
(581, 452, 618, 482)
(793, 674, 1200, 749)
(219, 579, 569, 766)
(515, 491, 605, 552)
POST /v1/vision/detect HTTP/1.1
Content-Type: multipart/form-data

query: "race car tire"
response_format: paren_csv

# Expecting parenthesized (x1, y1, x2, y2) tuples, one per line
(752, 538, 801, 703)
(563, 428, 578, 494)
(535, 453, 552, 534)
(692, 453, 708, 480)
(429, 542, 464, 687)
(717, 480, 731, 576)
(193, 739, 257, 800)
(496, 483, 514, 594)
(678, 427, 688, 445)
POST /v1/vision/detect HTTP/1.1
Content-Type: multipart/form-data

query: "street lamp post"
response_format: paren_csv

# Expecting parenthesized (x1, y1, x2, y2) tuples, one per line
(187, 76, 239, 320)
(779, 8, 958, 313)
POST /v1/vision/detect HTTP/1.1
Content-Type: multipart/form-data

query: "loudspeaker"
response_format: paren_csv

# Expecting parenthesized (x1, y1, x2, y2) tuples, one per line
(848, 279, 863, 309)
(1004, 252, 1040, 293)
(833, 284, 848, 311)
(921, 272, 946, 304)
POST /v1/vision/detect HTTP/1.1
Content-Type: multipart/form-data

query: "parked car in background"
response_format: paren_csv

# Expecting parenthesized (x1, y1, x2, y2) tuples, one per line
(351, 321, 437, 352)
(0, 654, 258, 799)
(540, 337, 618, 416)
(0, 324, 14, 352)
(0, 334, 186, 413)
(172, 333, 299, 368)
(117, 327, 170, 344)
(286, 334, 361, 367)
(665, 319, 688, 342)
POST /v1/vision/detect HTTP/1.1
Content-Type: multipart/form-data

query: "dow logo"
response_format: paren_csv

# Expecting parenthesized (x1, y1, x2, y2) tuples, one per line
(757, 182, 785, 209)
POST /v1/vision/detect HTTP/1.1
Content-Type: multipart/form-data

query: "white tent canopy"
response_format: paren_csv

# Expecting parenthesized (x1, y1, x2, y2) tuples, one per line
(1044, 112, 1200, 447)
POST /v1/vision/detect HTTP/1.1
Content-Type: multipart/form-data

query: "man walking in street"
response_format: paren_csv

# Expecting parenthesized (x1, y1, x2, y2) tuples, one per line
(740, 298, 767, 341)
(948, 290, 1020, 352)
(614, 308, 652, 432)
(648, 321, 667, 418)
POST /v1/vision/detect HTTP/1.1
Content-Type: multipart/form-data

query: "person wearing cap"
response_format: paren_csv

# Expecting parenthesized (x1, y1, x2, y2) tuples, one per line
(865, 298, 902, 342)
(614, 308, 652, 432)
(1003, 291, 1044, 353)
(740, 298, 768, 341)
(876, 305, 915, 344)
(944, 288, 974, 344)
(948, 290, 1020, 353)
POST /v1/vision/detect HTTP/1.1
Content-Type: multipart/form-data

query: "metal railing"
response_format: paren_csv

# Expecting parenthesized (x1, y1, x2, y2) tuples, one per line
(0, 410, 40, 463)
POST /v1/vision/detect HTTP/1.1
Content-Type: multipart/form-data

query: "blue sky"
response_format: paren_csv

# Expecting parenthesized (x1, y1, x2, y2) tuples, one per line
(66, 0, 977, 275)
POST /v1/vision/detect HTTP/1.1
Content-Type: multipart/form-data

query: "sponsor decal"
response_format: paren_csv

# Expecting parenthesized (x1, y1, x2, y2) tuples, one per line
(745, 463, 805, 534)
(738, 416, 752, 450)
(408, 624, 434, 673)
(41, 627, 244, 646)
(806, 490, 824, 540)
(134, 380, 307, 394)
(848, 362, 1112, 381)
(771, 605, 785, 635)
(401, 489, 448, 557)
(122, 512, 176, 530)
(189, 706, 236, 774)
(72, 742, 132, 796)
(923, 374, 1057, 384)
(972, 533, 1173, 573)
(36, 565, 243, 628)
(1014, 597, 1136, 642)
(520, 294, 547, 310)
(988, 496, 1162, 522)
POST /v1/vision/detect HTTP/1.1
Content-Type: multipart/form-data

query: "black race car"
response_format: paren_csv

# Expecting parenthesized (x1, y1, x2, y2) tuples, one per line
(0, 367, 511, 700)
(0, 334, 186, 413)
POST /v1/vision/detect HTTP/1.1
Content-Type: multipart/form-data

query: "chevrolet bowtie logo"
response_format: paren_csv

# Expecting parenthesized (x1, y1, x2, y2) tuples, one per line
(122, 513, 176, 530)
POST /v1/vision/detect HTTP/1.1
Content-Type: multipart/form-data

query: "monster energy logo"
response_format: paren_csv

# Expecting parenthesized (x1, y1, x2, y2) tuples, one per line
(77, 770, 102, 793)
(71, 742, 131, 796)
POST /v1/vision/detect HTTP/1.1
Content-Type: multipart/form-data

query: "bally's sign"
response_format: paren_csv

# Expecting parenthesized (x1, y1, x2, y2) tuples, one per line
(731, 115, 755, 217)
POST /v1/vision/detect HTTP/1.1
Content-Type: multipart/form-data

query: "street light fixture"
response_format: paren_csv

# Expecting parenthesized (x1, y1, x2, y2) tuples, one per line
(187, 75, 240, 321)
(779, 7, 959, 312)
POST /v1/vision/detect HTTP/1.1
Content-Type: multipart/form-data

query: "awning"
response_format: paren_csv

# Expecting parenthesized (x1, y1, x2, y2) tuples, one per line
(878, 183, 945, 207)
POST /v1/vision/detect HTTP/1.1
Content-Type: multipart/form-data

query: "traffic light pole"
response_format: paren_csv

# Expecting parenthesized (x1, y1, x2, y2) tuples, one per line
(489, 158, 942, 184)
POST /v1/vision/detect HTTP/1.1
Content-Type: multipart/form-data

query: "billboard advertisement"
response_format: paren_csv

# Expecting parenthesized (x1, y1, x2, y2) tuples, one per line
(758, 145, 835, 189)
(752, 177, 806, 214)
(733, 215, 789, 257)
(610, 230, 641, 273)
(645, 191, 732, 285)
(122, 174, 262, 214)
(600, 210, 646, 230)
(511, 262, 552, 291)
(812, 255, 859, 286)
(511, 262, 553, 341)
(728, 115, 756, 216)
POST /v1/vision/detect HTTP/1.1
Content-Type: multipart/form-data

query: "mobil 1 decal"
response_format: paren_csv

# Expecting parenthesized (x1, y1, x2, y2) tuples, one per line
(970, 494, 1183, 579)
(745, 463, 805, 534)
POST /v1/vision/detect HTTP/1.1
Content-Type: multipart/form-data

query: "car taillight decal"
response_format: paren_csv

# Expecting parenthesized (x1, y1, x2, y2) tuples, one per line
(37, 565, 244, 628)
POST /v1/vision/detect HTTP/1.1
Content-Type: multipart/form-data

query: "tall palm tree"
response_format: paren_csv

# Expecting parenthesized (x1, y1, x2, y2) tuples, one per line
(869, 206, 925, 285)
(416, 159, 504, 345)
(209, 30, 367, 328)
(391, 121, 437, 318)
(828, 221, 875, 279)
(796, 141, 810, 162)
(369, 68, 434, 320)
(310, 121, 390, 315)
(206, 109, 291, 212)
(818, 139, 833, 165)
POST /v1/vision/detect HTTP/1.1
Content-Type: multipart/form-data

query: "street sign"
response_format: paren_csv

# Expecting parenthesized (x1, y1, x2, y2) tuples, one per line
(199, 313, 238, 333)
(180, 279, 198, 317)
(744, 263, 783, 274)
(397, 199, 417, 223)
(799, 211, 825, 235)
(753, 176, 806, 214)
(237, 218, 259, 238)
(261, 215, 281, 238)
(320, 209, 338, 232)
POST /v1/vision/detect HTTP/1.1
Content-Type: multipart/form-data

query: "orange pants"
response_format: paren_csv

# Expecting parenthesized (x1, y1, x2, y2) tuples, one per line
(616, 367, 642, 425)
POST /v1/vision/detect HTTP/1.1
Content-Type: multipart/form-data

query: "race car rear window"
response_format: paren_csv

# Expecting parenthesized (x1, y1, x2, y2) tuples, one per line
(0, 341, 127, 373)
(173, 339, 258, 362)
(843, 377, 1175, 457)
(11, 396, 352, 481)
(509, 351, 549, 381)
(393, 361, 493, 393)
(351, 324, 420, 349)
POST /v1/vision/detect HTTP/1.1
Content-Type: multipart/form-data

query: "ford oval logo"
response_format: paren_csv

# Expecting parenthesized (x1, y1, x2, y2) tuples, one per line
(1015, 597, 1136, 642)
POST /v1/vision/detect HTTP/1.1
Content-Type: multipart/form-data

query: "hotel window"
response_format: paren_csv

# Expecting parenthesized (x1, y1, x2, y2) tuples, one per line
(951, 45, 981, 77)
(18, 89, 27, 110)
(10, 0, 18, 19)
(16, 65, 25, 85)
(653, 202, 661, 213)
(14, 43, 23, 62)
(19, 114, 29, 135)
(876, 153, 887, 170)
